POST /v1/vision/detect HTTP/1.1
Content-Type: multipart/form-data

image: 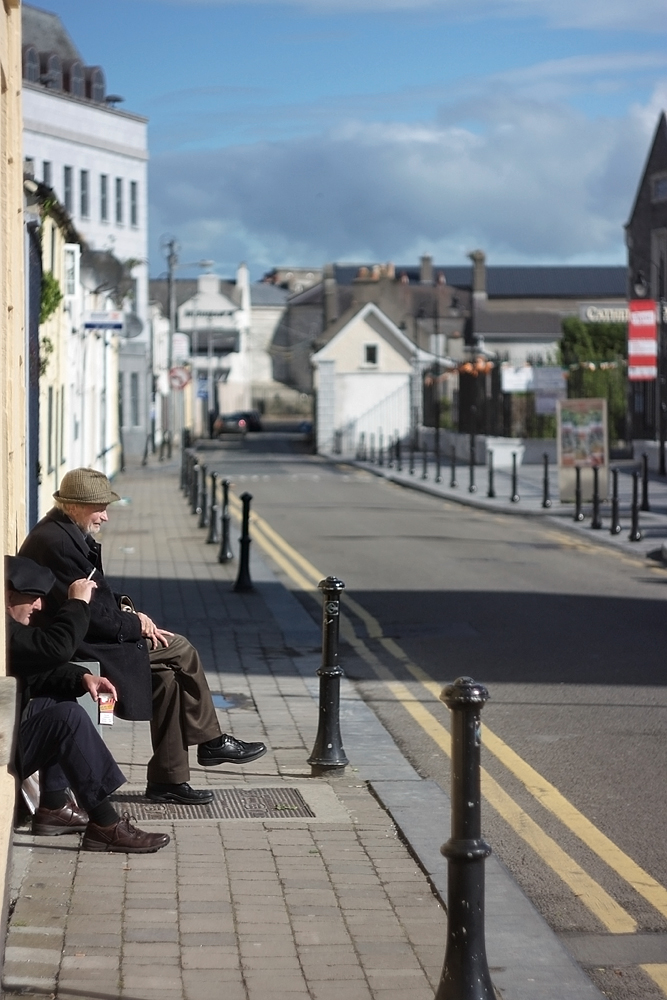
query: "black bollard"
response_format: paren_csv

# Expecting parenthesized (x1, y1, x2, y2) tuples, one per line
(542, 452, 552, 509)
(233, 492, 253, 592)
(435, 677, 494, 1000)
(307, 577, 349, 776)
(450, 445, 458, 489)
(435, 434, 442, 484)
(409, 437, 415, 475)
(198, 464, 208, 528)
(422, 442, 428, 480)
(396, 436, 402, 472)
(610, 467, 621, 535)
(180, 442, 188, 492)
(629, 470, 642, 542)
(206, 472, 220, 544)
(591, 465, 602, 529)
(574, 466, 584, 521)
(468, 435, 476, 493)
(510, 452, 519, 503)
(641, 453, 650, 512)
(190, 462, 200, 515)
(218, 479, 234, 563)
(486, 450, 495, 498)
(370, 433, 375, 464)
(378, 431, 384, 467)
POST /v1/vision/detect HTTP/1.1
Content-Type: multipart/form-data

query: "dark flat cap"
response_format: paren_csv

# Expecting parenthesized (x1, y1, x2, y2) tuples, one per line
(5, 555, 56, 596)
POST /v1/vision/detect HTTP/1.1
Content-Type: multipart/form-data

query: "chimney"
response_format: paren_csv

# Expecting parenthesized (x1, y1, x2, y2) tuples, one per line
(468, 249, 487, 302)
(420, 254, 433, 284)
(323, 263, 338, 328)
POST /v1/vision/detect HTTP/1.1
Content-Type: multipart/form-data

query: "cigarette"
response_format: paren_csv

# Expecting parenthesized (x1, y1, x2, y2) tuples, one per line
(86, 568, 95, 580)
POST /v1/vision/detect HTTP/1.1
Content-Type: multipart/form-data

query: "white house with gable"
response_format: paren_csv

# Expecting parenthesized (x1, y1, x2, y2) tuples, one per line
(312, 302, 453, 456)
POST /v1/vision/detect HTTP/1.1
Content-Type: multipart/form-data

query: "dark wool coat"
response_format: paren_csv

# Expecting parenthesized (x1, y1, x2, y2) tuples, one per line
(19, 507, 153, 720)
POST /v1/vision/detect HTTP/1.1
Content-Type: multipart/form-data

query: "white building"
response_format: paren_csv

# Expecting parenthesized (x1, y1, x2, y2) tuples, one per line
(21, 4, 150, 460)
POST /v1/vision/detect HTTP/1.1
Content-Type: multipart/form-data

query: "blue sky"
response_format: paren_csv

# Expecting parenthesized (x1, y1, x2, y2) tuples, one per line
(39, 0, 667, 278)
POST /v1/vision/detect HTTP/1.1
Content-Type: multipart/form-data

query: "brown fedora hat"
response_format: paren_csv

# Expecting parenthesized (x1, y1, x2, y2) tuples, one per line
(53, 468, 121, 505)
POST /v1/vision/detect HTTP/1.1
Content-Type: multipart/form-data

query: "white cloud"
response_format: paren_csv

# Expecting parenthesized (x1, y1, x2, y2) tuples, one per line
(149, 86, 665, 276)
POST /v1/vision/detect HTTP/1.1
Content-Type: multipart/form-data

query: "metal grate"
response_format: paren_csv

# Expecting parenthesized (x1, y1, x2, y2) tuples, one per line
(111, 786, 315, 821)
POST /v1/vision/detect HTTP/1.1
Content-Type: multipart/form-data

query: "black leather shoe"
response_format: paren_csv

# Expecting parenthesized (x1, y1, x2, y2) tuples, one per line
(145, 781, 213, 805)
(197, 734, 267, 767)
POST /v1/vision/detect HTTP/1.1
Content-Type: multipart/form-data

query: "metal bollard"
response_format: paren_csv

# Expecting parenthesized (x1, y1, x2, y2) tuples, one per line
(486, 450, 495, 498)
(641, 453, 650, 512)
(378, 431, 384, 467)
(435, 436, 442, 484)
(190, 462, 200, 515)
(206, 472, 220, 544)
(396, 436, 402, 472)
(180, 442, 188, 492)
(409, 437, 415, 475)
(629, 470, 642, 542)
(307, 577, 349, 776)
(610, 468, 621, 535)
(233, 492, 253, 592)
(198, 464, 208, 528)
(435, 677, 494, 1000)
(422, 442, 428, 481)
(369, 433, 375, 464)
(468, 434, 476, 493)
(450, 445, 458, 489)
(542, 452, 552, 509)
(218, 479, 234, 563)
(510, 452, 519, 503)
(574, 466, 584, 521)
(591, 466, 602, 529)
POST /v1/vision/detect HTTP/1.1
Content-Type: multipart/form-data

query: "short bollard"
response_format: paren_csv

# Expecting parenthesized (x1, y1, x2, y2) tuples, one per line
(435, 677, 494, 1000)
(510, 452, 519, 503)
(206, 472, 220, 544)
(422, 442, 428, 481)
(307, 577, 349, 776)
(218, 479, 234, 563)
(409, 438, 415, 475)
(450, 446, 458, 489)
(182, 450, 191, 496)
(591, 466, 602, 529)
(486, 450, 495, 498)
(198, 464, 208, 528)
(396, 436, 402, 472)
(435, 438, 442, 484)
(629, 471, 642, 542)
(641, 453, 650, 512)
(610, 468, 621, 535)
(233, 492, 253, 591)
(574, 466, 584, 521)
(468, 434, 476, 493)
(369, 433, 376, 464)
(190, 463, 200, 515)
(542, 452, 552, 509)
(378, 432, 384, 467)
(180, 442, 188, 492)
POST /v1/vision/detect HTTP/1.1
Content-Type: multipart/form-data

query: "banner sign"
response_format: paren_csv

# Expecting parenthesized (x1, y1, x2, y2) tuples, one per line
(628, 300, 657, 381)
(557, 398, 608, 502)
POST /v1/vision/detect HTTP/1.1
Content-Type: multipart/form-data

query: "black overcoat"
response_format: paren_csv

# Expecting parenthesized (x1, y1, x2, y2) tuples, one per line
(19, 507, 153, 720)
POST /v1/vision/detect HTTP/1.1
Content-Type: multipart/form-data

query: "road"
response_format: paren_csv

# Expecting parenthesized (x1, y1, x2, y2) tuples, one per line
(200, 435, 667, 1000)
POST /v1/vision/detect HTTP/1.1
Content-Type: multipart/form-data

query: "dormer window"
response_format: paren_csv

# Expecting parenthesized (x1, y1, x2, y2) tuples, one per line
(86, 66, 106, 103)
(364, 344, 378, 366)
(65, 60, 85, 97)
(653, 174, 667, 203)
(40, 53, 63, 90)
(22, 46, 39, 82)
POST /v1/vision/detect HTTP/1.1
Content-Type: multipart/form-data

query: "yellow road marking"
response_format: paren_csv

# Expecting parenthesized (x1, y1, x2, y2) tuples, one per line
(642, 965, 667, 992)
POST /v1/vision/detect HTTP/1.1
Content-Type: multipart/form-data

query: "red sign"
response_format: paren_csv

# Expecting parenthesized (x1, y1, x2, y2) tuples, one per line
(628, 300, 657, 381)
(169, 366, 191, 390)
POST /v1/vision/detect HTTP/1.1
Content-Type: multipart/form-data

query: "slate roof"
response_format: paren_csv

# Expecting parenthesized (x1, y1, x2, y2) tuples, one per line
(250, 283, 289, 306)
(333, 264, 626, 298)
(22, 5, 82, 62)
(475, 310, 564, 339)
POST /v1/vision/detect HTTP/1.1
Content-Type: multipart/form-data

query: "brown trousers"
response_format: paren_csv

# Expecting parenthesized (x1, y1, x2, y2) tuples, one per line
(147, 633, 221, 784)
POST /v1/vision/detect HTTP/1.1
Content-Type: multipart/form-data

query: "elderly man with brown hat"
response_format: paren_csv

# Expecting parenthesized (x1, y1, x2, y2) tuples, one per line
(19, 468, 266, 805)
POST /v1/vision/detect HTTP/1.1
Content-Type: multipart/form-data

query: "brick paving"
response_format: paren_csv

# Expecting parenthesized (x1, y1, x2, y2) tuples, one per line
(2, 458, 446, 1000)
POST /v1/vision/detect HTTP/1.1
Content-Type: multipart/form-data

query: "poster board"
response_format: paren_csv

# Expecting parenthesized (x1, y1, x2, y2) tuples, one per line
(557, 398, 608, 502)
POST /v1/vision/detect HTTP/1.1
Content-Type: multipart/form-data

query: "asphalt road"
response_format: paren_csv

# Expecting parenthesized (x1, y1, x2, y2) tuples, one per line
(201, 435, 667, 1000)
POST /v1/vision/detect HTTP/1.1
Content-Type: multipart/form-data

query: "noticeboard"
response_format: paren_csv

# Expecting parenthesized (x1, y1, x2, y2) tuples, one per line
(556, 398, 608, 502)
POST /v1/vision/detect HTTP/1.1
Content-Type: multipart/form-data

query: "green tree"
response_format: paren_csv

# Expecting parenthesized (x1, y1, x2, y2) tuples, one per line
(559, 318, 627, 442)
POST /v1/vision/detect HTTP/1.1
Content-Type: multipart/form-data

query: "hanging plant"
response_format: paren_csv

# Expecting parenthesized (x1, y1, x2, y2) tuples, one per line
(40, 270, 63, 324)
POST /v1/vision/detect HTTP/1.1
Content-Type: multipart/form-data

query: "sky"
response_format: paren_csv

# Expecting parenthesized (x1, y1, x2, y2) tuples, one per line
(37, 0, 667, 279)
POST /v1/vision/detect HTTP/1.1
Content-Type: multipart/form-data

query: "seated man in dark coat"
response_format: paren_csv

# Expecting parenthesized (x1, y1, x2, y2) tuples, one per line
(19, 468, 266, 805)
(6, 555, 169, 853)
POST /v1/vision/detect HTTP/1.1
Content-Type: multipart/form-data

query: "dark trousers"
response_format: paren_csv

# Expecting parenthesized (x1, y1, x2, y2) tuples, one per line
(19, 697, 126, 812)
(147, 633, 221, 784)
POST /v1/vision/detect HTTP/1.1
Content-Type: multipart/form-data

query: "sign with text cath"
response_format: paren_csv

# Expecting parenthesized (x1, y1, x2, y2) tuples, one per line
(628, 300, 657, 381)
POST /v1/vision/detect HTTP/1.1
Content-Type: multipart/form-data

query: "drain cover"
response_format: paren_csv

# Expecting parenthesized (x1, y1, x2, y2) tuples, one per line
(111, 786, 315, 821)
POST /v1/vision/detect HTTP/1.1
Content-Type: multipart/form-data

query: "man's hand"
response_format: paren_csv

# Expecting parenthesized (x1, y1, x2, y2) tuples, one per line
(81, 674, 118, 702)
(136, 611, 174, 649)
(68, 579, 98, 603)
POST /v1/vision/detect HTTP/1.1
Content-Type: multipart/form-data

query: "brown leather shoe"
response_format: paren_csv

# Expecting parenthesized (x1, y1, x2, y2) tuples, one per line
(33, 801, 89, 836)
(82, 813, 170, 854)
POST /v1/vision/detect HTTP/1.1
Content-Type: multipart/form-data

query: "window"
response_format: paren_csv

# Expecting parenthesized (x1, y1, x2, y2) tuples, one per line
(42, 53, 62, 90)
(80, 170, 89, 218)
(24, 157, 35, 177)
(64, 244, 79, 297)
(130, 181, 138, 227)
(115, 177, 123, 224)
(364, 344, 378, 365)
(47, 386, 54, 472)
(100, 174, 108, 222)
(118, 372, 124, 428)
(653, 175, 667, 203)
(67, 60, 85, 97)
(130, 372, 140, 426)
(22, 46, 39, 82)
(63, 166, 73, 213)
(86, 66, 106, 102)
(43, 161, 52, 187)
(60, 389, 66, 465)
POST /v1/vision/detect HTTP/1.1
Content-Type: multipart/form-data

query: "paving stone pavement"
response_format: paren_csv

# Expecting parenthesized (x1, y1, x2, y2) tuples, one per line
(2, 460, 446, 1000)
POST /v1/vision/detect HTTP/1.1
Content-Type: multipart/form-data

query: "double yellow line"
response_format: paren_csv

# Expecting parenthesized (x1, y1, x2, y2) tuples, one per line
(228, 492, 667, 946)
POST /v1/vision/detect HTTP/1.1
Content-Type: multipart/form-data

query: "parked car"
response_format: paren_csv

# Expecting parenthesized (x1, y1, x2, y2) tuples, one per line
(213, 411, 263, 436)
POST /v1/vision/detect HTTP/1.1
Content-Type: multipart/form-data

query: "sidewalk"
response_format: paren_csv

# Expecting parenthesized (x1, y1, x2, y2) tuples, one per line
(2, 460, 602, 1000)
